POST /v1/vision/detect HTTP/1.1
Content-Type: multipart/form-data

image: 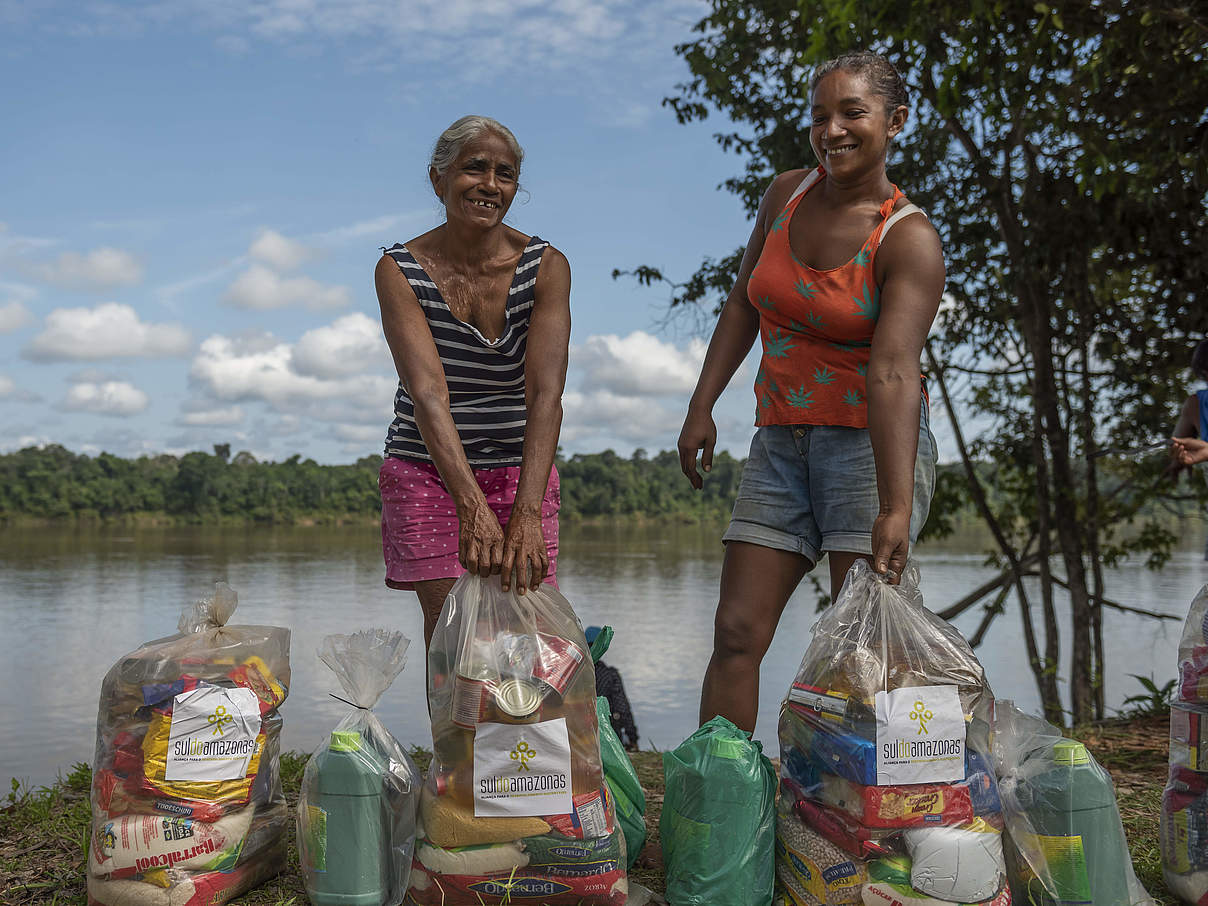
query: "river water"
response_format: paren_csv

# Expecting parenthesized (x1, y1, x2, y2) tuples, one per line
(2, 521, 1205, 787)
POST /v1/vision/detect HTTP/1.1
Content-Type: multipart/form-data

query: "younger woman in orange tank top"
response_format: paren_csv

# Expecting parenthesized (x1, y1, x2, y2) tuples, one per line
(678, 52, 946, 733)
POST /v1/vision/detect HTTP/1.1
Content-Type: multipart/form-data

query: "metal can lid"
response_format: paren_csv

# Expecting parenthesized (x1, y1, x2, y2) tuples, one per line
(495, 678, 541, 717)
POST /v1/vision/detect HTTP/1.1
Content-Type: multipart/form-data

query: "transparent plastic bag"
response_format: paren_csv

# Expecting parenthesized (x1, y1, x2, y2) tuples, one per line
(297, 629, 421, 906)
(1175, 584, 1208, 703)
(87, 582, 289, 906)
(661, 715, 777, 906)
(1163, 582, 1208, 902)
(992, 700, 1153, 906)
(410, 574, 625, 905)
(776, 562, 1004, 906)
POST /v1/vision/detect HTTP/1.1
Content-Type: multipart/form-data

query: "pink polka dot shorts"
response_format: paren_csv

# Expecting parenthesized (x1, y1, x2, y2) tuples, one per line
(378, 456, 560, 590)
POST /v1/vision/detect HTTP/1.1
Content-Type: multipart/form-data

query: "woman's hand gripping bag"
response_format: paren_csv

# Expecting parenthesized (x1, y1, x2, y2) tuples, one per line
(297, 629, 420, 906)
(87, 583, 290, 906)
(661, 716, 777, 906)
(411, 574, 625, 905)
(588, 625, 647, 869)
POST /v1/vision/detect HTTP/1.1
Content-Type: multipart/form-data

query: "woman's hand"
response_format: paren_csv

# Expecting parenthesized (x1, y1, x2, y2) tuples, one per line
(457, 498, 504, 578)
(1173, 436, 1208, 466)
(678, 406, 717, 489)
(501, 506, 548, 594)
(871, 509, 911, 585)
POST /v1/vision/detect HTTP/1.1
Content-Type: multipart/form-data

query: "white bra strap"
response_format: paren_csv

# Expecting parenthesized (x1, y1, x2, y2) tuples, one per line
(786, 168, 823, 204)
(881, 203, 926, 241)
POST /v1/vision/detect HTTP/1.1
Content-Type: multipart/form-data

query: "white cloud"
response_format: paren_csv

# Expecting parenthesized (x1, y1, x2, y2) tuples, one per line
(574, 331, 706, 397)
(178, 405, 246, 427)
(24, 303, 192, 361)
(61, 380, 149, 416)
(249, 229, 312, 271)
(0, 300, 32, 332)
(314, 213, 422, 245)
(34, 247, 144, 291)
(292, 313, 390, 378)
(189, 331, 394, 419)
(223, 265, 350, 310)
(0, 375, 14, 397)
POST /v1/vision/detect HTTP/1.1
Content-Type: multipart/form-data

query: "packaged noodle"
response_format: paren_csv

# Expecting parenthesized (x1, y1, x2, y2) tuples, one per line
(297, 629, 421, 906)
(88, 582, 289, 906)
(776, 562, 1004, 906)
(409, 573, 624, 905)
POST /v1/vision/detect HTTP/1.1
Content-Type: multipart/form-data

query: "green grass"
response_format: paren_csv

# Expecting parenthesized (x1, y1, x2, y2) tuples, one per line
(0, 725, 1177, 905)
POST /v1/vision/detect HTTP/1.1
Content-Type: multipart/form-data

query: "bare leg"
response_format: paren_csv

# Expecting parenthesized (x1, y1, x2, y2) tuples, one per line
(827, 551, 872, 601)
(699, 541, 811, 733)
(412, 578, 457, 715)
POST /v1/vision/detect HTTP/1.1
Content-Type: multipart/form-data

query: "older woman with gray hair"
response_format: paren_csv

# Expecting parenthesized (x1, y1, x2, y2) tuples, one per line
(375, 115, 571, 647)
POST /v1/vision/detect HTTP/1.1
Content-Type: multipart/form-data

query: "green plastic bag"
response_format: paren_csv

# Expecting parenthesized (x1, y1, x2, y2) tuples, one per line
(597, 696, 646, 868)
(661, 716, 776, 906)
(588, 625, 647, 869)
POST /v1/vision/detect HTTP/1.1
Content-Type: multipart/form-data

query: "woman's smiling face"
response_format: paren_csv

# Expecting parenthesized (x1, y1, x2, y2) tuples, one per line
(809, 69, 906, 179)
(431, 130, 519, 229)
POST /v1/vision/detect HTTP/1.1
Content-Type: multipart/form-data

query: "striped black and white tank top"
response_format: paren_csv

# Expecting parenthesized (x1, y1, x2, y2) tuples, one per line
(381, 237, 548, 467)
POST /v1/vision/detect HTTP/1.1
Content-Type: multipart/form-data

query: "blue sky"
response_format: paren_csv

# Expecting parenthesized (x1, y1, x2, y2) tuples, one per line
(1, 0, 957, 465)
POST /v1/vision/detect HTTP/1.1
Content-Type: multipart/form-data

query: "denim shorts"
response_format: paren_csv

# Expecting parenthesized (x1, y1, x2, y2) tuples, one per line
(722, 401, 938, 565)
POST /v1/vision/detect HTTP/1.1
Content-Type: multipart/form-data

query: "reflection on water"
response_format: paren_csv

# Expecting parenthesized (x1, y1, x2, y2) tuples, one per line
(2, 521, 1205, 786)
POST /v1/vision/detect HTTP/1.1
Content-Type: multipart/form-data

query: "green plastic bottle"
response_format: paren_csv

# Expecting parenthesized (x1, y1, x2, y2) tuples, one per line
(1015, 739, 1131, 906)
(305, 729, 388, 906)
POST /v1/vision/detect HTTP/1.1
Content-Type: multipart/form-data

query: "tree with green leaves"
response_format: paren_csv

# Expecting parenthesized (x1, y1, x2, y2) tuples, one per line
(622, 0, 1208, 723)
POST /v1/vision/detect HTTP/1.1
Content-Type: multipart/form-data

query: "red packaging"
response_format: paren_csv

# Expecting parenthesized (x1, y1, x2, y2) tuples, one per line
(821, 773, 973, 829)
(544, 788, 614, 840)
(793, 796, 897, 858)
(534, 633, 585, 696)
(1180, 647, 1208, 702)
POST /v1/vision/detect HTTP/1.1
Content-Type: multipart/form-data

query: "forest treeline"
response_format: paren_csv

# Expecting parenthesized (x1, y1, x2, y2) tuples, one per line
(0, 444, 753, 524)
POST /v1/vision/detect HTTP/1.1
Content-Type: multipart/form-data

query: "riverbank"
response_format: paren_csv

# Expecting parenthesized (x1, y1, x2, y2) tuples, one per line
(0, 715, 1176, 906)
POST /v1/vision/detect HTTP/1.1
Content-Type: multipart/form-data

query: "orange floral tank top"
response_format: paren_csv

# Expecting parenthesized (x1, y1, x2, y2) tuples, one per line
(747, 166, 923, 428)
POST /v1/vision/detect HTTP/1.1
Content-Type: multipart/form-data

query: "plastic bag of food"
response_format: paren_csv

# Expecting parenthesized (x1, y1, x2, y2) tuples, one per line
(661, 715, 776, 906)
(776, 562, 1006, 906)
(88, 582, 289, 906)
(1176, 584, 1208, 704)
(410, 573, 624, 905)
(992, 699, 1153, 906)
(297, 629, 420, 906)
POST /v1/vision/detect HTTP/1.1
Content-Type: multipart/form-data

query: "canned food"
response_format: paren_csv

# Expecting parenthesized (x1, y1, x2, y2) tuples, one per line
(452, 661, 495, 728)
(494, 678, 542, 720)
(533, 632, 586, 696)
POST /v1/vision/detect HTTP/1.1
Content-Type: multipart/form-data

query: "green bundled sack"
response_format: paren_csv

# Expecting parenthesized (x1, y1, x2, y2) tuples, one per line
(661, 716, 776, 906)
(587, 626, 647, 869)
(597, 695, 646, 867)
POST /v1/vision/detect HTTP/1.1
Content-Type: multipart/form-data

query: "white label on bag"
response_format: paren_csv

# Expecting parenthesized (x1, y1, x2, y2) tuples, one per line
(473, 718, 573, 817)
(875, 685, 965, 785)
(165, 684, 262, 782)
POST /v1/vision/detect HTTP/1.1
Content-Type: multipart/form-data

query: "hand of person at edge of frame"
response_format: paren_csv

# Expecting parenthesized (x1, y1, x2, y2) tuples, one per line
(871, 510, 911, 586)
(1172, 436, 1208, 467)
(457, 499, 505, 579)
(501, 508, 548, 595)
(678, 407, 717, 490)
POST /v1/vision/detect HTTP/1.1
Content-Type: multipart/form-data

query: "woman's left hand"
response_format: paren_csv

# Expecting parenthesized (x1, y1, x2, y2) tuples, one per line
(501, 507, 549, 595)
(872, 510, 911, 585)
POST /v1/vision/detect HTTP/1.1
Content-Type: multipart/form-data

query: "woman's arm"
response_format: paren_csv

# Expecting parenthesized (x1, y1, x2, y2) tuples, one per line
(502, 246, 572, 593)
(375, 254, 504, 576)
(678, 171, 804, 487)
(866, 216, 945, 581)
